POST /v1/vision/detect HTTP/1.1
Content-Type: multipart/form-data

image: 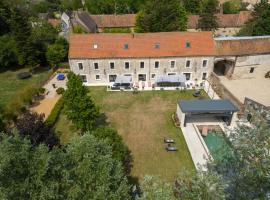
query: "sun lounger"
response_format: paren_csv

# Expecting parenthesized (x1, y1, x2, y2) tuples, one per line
(165, 145, 178, 151)
(164, 138, 175, 143)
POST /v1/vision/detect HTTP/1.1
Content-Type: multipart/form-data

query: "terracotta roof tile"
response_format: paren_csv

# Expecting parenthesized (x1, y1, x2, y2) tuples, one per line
(69, 32, 215, 59)
(215, 36, 270, 56)
(90, 14, 136, 28)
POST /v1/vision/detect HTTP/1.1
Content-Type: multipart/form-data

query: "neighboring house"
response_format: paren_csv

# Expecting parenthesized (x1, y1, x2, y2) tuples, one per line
(69, 32, 270, 87)
(61, 12, 72, 31)
(187, 11, 252, 36)
(73, 11, 98, 33)
(90, 14, 136, 32)
(69, 32, 216, 86)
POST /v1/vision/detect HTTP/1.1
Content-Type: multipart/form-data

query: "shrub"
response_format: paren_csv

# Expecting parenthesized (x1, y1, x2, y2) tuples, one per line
(103, 28, 131, 33)
(19, 86, 39, 104)
(38, 87, 46, 95)
(17, 72, 32, 79)
(56, 87, 65, 95)
(265, 71, 270, 78)
(223, 0, 241, 14)
(45, 97, 64, 127)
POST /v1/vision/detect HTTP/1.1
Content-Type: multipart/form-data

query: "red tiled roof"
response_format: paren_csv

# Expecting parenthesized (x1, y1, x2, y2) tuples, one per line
(187, 11, 252, 29)
(69, 32, 215, 59)
(90, 14, 136, 28)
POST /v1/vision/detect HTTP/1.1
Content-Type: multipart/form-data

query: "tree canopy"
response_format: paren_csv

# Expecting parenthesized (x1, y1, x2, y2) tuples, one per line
(198, 0, 219, 31)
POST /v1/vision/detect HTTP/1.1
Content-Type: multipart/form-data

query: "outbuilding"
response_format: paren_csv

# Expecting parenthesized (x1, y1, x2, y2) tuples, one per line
(176, 99, 238, 127)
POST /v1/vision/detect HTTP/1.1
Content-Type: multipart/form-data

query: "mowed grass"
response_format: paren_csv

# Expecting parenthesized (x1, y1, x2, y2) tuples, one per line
(0, 68, 51, 109)
(88, 87, 209, 182)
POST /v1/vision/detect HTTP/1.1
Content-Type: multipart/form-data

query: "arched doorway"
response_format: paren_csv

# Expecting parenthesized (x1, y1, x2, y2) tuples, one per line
(214, 59, 235, 76)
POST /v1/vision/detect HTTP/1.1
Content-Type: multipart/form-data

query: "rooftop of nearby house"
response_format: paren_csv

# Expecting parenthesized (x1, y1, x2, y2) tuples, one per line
(69, 32, 215, 59)
(75, 11, 97, 33)
(187, 11, 252, 29)
(215, 36, 270, 56)
(90, 14, 136, 28)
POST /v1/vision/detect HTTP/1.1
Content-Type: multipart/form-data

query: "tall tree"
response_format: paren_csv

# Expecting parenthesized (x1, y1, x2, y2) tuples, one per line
(0, 35, 18, 68)
(238, 2, 270, 36)
(182, 0, 203, 14)
(64, 73, 99, 131)
(15, 111, 59, 148)
(209, 120, 270, 200)
(198, 0, 219, 31)
(135, 0, 187, 32)
(0, 133, 131, 199)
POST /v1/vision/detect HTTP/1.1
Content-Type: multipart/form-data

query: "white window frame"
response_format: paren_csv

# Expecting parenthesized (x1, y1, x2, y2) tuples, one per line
(80, 74, 87, 83)
(108, 74, 117, 82)
(170, 60, 176, 68)
(78, 62, 83, 70)
(202, 59, 208, 68)
(185, 59, 192, 68)
(140, 61, 145, 69)
(182, 72, 192, 81)
(124, 61, 130, 70)
(154, 60, 160, 69)
(109, 61, 115, 70)
(95, 74, 101, 81)
(202, 72, 208, 80)
(138, 73, 147, 81)
(93, 62, 99, 70)
(151, 73, 156, 79)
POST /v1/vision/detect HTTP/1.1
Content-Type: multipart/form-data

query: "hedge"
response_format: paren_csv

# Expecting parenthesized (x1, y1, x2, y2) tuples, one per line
(45, 97, 64, 127)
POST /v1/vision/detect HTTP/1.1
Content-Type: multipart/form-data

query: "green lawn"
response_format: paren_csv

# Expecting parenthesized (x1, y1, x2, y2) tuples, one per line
(0, 68, 51, 109)
(55, 87, 209, 182)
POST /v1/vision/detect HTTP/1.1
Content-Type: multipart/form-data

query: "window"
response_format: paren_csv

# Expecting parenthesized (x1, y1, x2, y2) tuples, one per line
(124, 43, 129, 49)
(109, 75, 117, 82)
(151, 74, 156, 79)
(94, 62, 99, 70)
(168, 73, 176, 76)
(93, 44, 98, 49)
(185, 60, 191, 68)
(183, 73, 191, 81)
(78, 63, 83, 70)
(154, 61, 159, 68)
(110, 62, 115, 70)
(80, 75, 87, 82)
(95, 74, 100, 80)
(138, 74, 146, 81)
(250, 67, 255, 73)
(124, 62, 130, 69)
(202, 60, 208, 67)
(155, 43, 160, 49)
(140, 61, 145, 69)
(186, 42, 191, 48)
(202, 72, 207, 80)
(170, 60, 176, 68)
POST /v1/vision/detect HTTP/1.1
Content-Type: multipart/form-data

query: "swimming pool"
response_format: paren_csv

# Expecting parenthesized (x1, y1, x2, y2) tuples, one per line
(202, 130, 232, 160)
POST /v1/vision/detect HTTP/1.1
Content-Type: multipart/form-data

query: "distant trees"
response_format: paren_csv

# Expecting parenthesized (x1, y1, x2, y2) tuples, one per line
(198, 0, 219, 31)
(223, 0, 241, 14)
(135, 0, 187, 32)
(0, 35, 17, 68)
(182, 0, 203, 14)
(0, 133, 130, 199)
(15, 111, 59, 148)
(64, 73, 99, 131)
(238, 2, 270, 36)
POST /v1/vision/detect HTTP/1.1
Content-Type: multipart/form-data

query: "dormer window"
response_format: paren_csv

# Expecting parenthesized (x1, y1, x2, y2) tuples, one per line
(155, 43, 160, 49)
(124, 43, 129, 49)
(93, 44, 98, 49)
(186, 42, 191, 48)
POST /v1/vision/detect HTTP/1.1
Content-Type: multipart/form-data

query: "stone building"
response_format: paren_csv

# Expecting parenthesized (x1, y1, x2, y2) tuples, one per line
(69, 32, 216, 86)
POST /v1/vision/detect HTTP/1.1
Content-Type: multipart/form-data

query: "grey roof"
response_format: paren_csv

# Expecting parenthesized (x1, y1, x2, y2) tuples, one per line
(76, 11, 97, 33)
(179, 100, 238, 113)
(156, 75, 186, 83)
(115, 75, 132, 84)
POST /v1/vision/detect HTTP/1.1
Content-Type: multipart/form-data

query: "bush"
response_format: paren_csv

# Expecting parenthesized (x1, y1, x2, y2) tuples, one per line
(103, 28, 132, 33)
(265, 71, 270, 78)
(223, 0, 241, 14)
(38, 87, 46, 95)
(19, 86, 39, 104)
(45, 97, 64, 127)
(17, 72, 32, 79)
(56, 87, 65, 95)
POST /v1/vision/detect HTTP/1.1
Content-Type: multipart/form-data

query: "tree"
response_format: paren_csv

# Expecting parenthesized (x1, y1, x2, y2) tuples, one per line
(0, 115, 5, 132)
(238, 2, 270, 36)
(0, 35, 18, 68)
(223, 0, 241, 14)
(15, 111, 59, 148)
(90, 127, 131, 173)
(64, 73, 99, 131)
(135, 0, 187, 32)
(182, 0, 202, 14)
(60, 0, 83, 11)
(46, 43, 67, 66)
(0, 133, 131, 199)
(208, 121, 270, 200)
(198, 0, 219, 31)
(0, 1, 11, 36)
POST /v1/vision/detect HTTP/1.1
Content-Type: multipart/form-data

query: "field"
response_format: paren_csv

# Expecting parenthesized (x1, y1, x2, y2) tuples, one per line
(55, 87, 209, 181)
(0, 68, 51, 109)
